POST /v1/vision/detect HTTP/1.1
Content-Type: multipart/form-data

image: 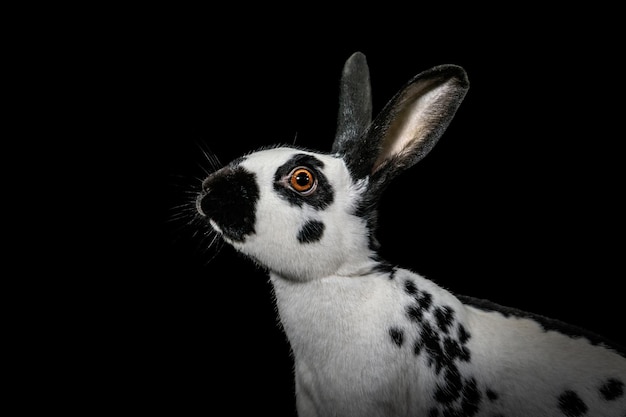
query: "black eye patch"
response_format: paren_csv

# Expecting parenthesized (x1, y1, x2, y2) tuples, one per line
(273, 154, 334, 210)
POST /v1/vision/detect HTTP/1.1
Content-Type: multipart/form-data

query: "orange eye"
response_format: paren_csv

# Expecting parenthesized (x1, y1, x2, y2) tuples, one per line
(289, 167, 317, 194)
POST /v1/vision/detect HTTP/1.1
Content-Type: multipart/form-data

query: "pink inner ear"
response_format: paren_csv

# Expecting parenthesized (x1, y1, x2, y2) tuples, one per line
(371, 82, 454, 175)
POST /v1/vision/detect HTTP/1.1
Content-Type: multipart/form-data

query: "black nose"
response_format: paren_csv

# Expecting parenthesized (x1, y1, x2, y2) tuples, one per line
(196, 175, 219, 217)
(200, 166, 224, 193)
(196, 166, 233, 216)
(195, 165, 259, 242)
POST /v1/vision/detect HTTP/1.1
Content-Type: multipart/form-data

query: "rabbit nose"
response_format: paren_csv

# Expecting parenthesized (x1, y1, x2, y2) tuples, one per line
(201, 166, 232, 192)
(195, 193, 207, 217)
(200, 176, 212, 193)
(197, 180, 218, 217)
(196, 175, 217, 217)
(196, 166, 234, 216)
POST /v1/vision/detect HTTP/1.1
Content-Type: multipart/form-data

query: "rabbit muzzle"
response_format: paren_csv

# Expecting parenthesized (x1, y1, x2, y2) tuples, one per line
(196, 165, 259, 243)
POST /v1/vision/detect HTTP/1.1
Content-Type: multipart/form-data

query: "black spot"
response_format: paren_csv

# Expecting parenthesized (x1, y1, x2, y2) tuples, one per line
(443, 337, 468, 362)
(460, 347, 470, 362)
(389, 327, 404, 347)
(421, 322, 445, 374)
(599, 378, 624, 401)
(418, 291, 433, 311)
(459, 378, 481, 417)
(449, 330, 471, 362)
(457, 324, 471, 344)
(198, 165, 258, 242)
(404, 279, 418, 295)
(413, 337, 423, 356)
(434, 306, 455, 334)
(297, 220, 325, 243)
(434, 365, 463, 404)
(486, 389, 499, 401)
(407, 304, 424, 322)
(273, 153, 334, 210)
(406, 291, 434, 324)
(558, 390, 588, 417)
(444, 408, 462, 417)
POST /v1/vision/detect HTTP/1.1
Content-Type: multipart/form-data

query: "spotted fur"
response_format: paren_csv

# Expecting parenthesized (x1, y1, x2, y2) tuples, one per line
(195, 52, 626, 416)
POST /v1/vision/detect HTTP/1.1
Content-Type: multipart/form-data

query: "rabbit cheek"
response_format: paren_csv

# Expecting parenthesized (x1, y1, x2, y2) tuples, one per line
(196, 166, 259, 243)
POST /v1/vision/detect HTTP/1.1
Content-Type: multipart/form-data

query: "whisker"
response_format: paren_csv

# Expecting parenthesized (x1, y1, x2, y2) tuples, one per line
(195, 141, 223, 175)
(201, 234, 225, 266)
(165, 140, 228, 267)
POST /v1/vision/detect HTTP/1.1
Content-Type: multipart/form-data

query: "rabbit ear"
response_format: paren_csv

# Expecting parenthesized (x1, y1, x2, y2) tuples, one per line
(331, 51, 372, 154)
(340, 64, 469, 190)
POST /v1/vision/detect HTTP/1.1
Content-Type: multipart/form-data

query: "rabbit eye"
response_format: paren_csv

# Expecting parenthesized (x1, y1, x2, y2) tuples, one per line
(289, 167, 317, 195)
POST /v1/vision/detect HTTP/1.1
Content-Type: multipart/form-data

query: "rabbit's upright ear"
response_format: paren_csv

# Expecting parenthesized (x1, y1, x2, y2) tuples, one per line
(335, 62, 469, 192)
(332, 51, 372, 154)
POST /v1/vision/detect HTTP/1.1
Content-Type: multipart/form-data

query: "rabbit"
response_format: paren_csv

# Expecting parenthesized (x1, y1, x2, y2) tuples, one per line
(194, 52, 626, 417)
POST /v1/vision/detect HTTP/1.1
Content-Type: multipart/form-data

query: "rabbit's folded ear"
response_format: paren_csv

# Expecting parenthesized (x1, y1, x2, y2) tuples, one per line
(337, 62, 469, 191)
(332, 51, 372, 154)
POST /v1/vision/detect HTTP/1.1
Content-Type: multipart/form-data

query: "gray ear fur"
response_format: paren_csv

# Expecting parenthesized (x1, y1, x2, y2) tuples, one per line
(331, 52, 372, 154)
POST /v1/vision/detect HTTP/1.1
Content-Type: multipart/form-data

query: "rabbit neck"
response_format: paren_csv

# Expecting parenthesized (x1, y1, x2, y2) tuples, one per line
(269, 267, 468, 360)
(268, 267, 472, 416)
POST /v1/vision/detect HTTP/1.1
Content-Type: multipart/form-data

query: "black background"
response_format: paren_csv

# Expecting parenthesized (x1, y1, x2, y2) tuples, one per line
(64, 11, 624, 415)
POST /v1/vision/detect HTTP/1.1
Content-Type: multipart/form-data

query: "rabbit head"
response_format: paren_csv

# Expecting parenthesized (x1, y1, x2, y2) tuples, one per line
(195, 52, 469, 281)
